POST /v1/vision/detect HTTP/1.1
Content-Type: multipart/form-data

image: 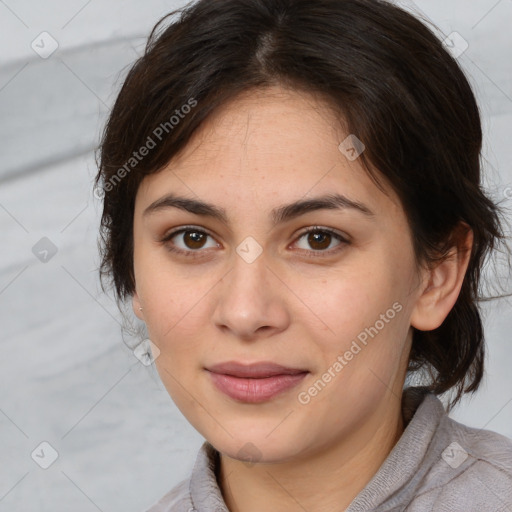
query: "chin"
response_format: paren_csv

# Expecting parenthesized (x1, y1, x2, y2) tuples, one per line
(209, 430, 305, 465)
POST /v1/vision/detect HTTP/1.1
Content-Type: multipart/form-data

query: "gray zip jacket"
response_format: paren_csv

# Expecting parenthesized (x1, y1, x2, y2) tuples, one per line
(144, 387, 512, 511)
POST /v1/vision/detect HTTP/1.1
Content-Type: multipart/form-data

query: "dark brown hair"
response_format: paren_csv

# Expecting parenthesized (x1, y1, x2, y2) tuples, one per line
(94, 0, 511, 410)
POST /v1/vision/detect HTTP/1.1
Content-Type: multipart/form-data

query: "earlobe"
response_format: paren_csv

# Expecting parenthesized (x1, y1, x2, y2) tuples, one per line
(132, 291, 144, 320)
(410, 223, 473, 332)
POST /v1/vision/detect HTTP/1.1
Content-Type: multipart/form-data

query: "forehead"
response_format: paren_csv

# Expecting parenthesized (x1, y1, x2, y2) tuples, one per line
(135, 86, 403, 220)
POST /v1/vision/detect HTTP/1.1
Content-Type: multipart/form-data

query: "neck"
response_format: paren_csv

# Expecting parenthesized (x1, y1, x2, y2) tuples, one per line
(218, 395, 405, 512)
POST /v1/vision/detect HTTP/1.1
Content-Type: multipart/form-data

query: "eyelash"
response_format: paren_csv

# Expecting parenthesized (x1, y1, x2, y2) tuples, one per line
(159, 225, 350, 260)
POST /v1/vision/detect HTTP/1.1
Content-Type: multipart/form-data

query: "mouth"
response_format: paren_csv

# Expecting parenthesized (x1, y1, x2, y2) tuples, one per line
(205, 361, 309, 403)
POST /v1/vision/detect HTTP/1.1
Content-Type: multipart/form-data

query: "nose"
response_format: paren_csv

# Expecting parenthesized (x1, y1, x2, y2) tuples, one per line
(211, 252, 291, 341)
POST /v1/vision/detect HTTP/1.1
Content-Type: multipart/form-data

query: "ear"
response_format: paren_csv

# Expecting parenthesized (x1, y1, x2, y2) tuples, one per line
(410, 222, 473, 331)
(132, 290, 144, 320)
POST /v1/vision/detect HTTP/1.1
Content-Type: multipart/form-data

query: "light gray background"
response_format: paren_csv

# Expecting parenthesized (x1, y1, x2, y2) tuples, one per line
(0, 1, 511, 511)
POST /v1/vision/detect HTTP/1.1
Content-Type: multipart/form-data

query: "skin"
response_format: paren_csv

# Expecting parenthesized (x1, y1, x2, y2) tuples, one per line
(132, 85, 473, 512)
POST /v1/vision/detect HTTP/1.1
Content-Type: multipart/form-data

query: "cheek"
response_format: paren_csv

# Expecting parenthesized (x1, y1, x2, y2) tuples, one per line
(295, 267, 385, 337)
(134, 246, 208, 337)
(297, 261, 409, 369)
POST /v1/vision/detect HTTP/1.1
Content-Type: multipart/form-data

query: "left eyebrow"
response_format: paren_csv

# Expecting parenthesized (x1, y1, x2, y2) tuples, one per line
(142, 192, 376, 226)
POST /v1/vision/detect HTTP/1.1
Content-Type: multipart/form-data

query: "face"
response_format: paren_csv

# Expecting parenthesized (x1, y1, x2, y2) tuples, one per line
(132, 85, 424, 463)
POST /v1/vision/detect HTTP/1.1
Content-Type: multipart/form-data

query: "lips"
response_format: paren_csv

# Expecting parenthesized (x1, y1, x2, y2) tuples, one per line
(205, 361, 309, 403)
(206, 360, 309, 378)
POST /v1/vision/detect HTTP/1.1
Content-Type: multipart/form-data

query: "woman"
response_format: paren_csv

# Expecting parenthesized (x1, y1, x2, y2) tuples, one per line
(94, 0, 512, 510)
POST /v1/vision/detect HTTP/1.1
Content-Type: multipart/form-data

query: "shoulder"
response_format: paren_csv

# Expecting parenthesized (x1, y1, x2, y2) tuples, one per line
(410, 410, 512, 511)
(439, 411, 512, 482)
(143, 477, 193, 512)
(142, 440, 225, 512)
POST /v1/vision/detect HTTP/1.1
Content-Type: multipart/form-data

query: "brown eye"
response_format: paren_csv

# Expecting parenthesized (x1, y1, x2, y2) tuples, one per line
(292, 227, 349, 256)
(307, 231, 332, 250)
(181, 230, 207, 249)
(160, 227, 219, 258)
(160, 225, 348, 260)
